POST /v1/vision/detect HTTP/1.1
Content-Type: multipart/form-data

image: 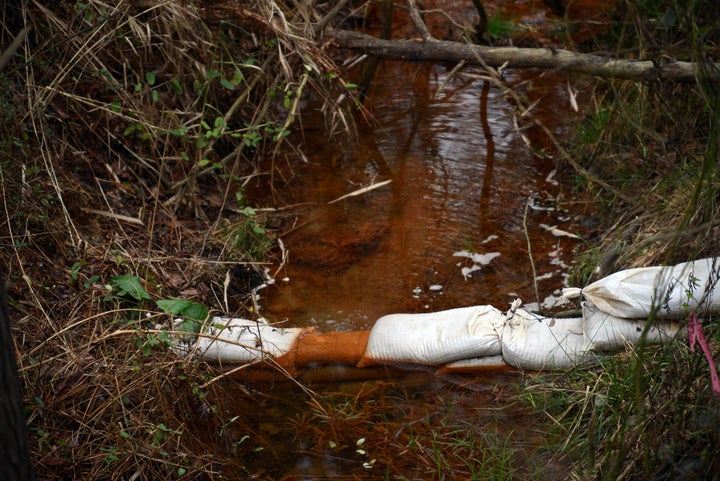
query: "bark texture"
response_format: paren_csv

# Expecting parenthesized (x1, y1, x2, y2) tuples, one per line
(326, 29, 720, 83)
(0, 281, 35, 481)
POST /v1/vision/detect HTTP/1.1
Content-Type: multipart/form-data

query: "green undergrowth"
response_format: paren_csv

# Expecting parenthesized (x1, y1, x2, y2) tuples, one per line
(552, 0, 720, 479)
(522, 337, 720, 480)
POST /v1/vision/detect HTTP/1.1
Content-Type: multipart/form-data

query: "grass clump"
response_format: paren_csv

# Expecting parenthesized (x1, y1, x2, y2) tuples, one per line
(523, 340, 720, 480)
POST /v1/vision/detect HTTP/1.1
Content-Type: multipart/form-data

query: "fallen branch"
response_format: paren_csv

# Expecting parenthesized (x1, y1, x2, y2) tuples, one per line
(327, 179, 392, 204)
(325, 28, 720, 83)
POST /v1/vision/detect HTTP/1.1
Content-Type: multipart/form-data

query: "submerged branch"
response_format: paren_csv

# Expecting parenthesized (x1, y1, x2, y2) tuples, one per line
(325, 29, 720, 83)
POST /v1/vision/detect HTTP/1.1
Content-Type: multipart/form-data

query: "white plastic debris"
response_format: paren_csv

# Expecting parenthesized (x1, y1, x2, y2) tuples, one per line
(539, 223, 581, 239)
(565, 258, 720, 319)
(500, 308, 587, 370)
(582, 302, 681, 351)
(191, 317, 306, 363)
(359, 305, 504, 366)
(453, 251, 501, 280)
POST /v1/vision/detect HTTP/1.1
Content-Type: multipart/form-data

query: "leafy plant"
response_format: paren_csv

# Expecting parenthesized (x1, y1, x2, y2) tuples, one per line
(487, 13, 519, 40)
(109, 274, 152, 302)
(156, 298, 209, 322)
(156, 298, 210, 334)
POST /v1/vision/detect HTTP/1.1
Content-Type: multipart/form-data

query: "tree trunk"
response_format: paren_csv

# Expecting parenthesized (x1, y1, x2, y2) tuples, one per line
(0, 280, 35, 481)
(325, 28, 720, 83)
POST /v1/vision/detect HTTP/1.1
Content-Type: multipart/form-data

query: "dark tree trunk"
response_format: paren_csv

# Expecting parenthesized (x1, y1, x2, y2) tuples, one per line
(0, 280, 35, 481)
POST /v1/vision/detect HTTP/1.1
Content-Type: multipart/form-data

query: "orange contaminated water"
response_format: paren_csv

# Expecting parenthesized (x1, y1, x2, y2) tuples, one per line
(254, 61, 588, 332)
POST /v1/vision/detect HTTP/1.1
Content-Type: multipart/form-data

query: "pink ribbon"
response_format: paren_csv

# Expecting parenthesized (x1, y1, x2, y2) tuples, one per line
(688, 312, 720, 398)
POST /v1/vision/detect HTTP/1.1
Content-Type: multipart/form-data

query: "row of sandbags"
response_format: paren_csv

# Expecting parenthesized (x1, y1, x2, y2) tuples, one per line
(173, 258, 718, 372)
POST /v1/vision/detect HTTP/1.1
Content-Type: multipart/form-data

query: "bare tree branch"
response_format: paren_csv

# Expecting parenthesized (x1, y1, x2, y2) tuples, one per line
(406, 0, 433, 42)
(325, 28, 720, 83)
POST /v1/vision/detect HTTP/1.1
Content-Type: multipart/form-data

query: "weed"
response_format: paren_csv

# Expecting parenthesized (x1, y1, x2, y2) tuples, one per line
(487, 13, 519, 41)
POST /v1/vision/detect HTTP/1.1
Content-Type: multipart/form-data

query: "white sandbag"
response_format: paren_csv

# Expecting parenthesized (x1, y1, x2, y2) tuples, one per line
(571, 258, 720, 319)
(359, 305, 504, 366)
(437, 355, 508, 372)
(500, 308, 587, 370)
(582, 302, 681, 351)
(192, 317, 306, 363)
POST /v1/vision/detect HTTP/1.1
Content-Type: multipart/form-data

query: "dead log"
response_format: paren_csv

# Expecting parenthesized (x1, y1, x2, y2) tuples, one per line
(325, 28, 720, 83)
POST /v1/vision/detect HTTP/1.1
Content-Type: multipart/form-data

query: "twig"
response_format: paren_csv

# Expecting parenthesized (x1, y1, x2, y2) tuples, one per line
(523, 198, 540, 305)
(81, 208, 144, 226)
(327, 179, 392, 204)
(0, 27, 30, 70)
(435, 60, 466, 99)
(314, 0, 352, 33)
(406, 0, 433, 42)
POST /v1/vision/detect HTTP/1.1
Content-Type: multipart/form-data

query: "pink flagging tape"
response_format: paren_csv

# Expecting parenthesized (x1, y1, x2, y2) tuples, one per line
(689, 312, 720, 398)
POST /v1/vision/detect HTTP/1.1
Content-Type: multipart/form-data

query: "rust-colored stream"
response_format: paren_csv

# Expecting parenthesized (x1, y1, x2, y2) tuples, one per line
(258, 63, 585, 331)
(221, 2, 613, 478)
(229, 65, 589, 479)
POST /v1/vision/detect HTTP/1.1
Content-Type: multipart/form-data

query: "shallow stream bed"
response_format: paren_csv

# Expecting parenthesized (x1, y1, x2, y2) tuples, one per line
(220, 3, 606, 478)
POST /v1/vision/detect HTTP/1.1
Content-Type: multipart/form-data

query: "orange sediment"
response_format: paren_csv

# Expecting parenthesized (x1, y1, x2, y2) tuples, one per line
(295, 330, 371, 367)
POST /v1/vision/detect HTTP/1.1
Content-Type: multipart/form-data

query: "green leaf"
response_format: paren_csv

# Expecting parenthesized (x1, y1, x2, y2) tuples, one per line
(182, 302, 209, 321)
(170, 78, 183, 94)
(220, 78, 235, 90)
(145, 71, 156, 85)
(206, 69, 220, 80)
(83, 275, 100, 289)
(111, 274, 152, 301)
(232, 69, 244, 85)
(157, 298, 192, 314)
(70, 262, 82, 280)
(157, 298, 209, 322)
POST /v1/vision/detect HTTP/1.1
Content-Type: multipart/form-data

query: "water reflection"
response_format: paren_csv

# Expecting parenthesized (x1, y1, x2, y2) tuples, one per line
(253, 61, 582, 331)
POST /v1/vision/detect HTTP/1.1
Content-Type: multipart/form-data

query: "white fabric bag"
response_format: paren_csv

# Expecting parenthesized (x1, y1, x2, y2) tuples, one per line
(360, 305, 504, 366)
(191, 317, 306, 363)
(568, 258, 720, 319)
(500, 308, 587, 370)
(437, 355, 508, 372)
(582, 302, 681, 351)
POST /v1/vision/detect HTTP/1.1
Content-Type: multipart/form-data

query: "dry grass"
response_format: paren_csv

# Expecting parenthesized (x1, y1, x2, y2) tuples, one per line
(0, 0, 363, 478)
